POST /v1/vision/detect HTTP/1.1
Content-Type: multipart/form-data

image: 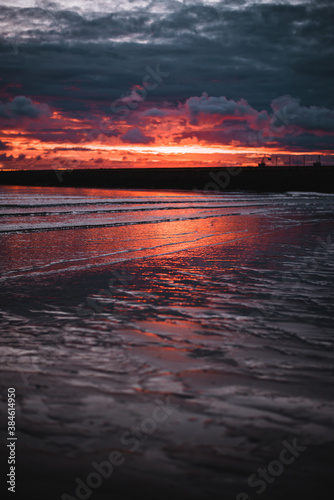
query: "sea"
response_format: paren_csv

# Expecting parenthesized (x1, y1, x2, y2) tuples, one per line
(0, 185, 334, 500)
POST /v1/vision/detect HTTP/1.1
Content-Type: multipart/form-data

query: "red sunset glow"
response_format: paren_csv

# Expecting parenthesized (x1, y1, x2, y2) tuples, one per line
(1, 93, 333, 170)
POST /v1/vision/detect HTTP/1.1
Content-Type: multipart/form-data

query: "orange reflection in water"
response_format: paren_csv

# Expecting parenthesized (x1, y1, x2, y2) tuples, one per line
(0, 185, 269, 284)
(2, 184, 324, 390)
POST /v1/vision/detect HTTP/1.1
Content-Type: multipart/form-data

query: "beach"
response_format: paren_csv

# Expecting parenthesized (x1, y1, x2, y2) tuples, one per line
(1, 185, 334, 499)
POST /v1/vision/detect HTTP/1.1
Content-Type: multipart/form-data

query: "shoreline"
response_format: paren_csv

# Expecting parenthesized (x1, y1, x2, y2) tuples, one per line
(1, 166, 334, 193)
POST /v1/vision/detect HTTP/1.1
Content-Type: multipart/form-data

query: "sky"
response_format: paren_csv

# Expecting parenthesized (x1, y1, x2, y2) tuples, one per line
(0, 0, 333, 168)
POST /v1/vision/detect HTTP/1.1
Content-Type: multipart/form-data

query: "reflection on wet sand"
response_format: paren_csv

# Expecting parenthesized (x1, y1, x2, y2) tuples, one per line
(1, 186, 334, 499)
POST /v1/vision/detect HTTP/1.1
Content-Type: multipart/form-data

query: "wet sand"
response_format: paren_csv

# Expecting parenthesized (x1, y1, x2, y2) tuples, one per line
(1, 186, 334, 499)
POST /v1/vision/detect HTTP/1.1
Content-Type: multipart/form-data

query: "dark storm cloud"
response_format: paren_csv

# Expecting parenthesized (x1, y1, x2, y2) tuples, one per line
(0, 1, 333, 139)
(143, 108, 168, 118)
(146, 92, 334, 150)
(186, 93, 268, 126)
(0, 96, 50, 119)
(0, 153, 13, 161)
(0, 0, 332, 154)
(52, 146, 90, 151)
(271, 96, 334, 133)
(120, 128, 155, 144)
(274, 132, 334, 152)
(25, 129, 84, 143)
